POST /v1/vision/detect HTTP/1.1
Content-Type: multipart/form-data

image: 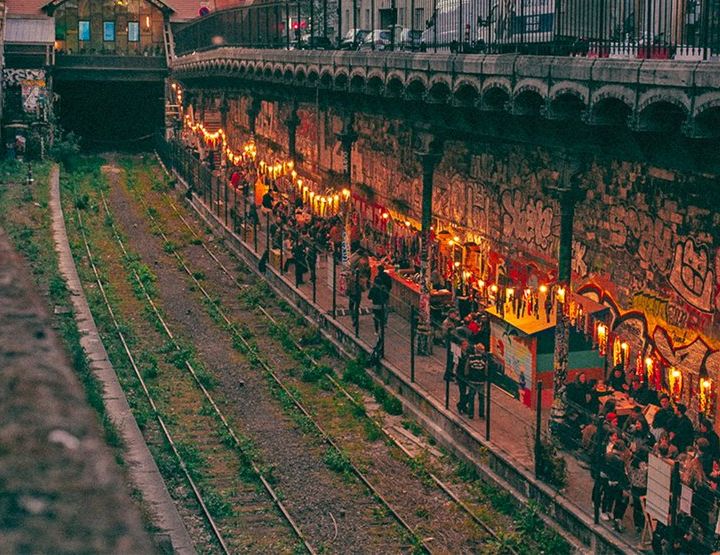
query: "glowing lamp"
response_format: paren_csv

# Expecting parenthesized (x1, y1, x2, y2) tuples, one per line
(490, 284, 498, 293)
(671, 368, 681, 379)
(382, 212, 389, 220)
(477, 280, 485, 288)
(405, 221, 411, 227)
(454, 261, 461, 268)
(702, 379, 712, 390)
(453, 236, 460, 242)
(341, 188, 351, 200)
(539, 284, 548, 294)
(557, 286, 566, 303)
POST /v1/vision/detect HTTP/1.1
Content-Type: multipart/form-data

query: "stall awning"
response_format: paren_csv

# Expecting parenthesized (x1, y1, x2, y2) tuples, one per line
(5, 17, 55, 45)
(486, 291, 609, 337)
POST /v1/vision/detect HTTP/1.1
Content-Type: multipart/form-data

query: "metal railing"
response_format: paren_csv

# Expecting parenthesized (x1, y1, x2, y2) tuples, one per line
(175, 0, 720, 60)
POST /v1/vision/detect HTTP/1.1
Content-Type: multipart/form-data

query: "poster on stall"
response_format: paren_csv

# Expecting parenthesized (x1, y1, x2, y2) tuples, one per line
(646, 453, 674, 526)
(490, 321, 531, 386)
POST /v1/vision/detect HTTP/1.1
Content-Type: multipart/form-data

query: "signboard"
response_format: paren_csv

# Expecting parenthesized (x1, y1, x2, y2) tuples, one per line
(646, 453, 674, 526)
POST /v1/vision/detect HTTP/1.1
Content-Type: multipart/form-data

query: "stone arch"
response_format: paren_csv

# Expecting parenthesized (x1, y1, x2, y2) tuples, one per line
(405, 77, 427, 100)
(512, 89, 544, 116)
(319, 70, 333, 88)
(481, 84, 510, 111)
(273, 67, 283, 80)
(691, 105, 720, 138)
(548, 91, 587, 121)
(637, 89, 691, 115)
(406, 72, 429, 90)
(307, 69, 319, 85)
(334, 71, 349, 89)
(636, 99, 688, 133)
(591, 85, 635, 108)
(693, 92, 720, 117)
(283, 67, 294, 82)
(513, 78, 547, 100)
(427, 78, 451, 103)
(481, 77, 512, 97)
(366, 74, 385, 95)
(549, 81, 588, 104)
(230, 60, 241, 71)
(453, 79, 480, 107)
(295, 67, 306, 83)
(588, 96, 633, 126)
(386, 75, 405, 98)
(350, 73, 366, 93)
(254, 65, 264, 78)
(263, 64, 272, 79)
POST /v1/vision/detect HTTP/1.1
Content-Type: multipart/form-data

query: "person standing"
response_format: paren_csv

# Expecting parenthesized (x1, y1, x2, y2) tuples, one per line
(347, 267, 362, 329)
(455, 340, 471, 415)
(368, 281, 389, 363)
(374, 265, 392, 294)
(464, 343, 488, 419)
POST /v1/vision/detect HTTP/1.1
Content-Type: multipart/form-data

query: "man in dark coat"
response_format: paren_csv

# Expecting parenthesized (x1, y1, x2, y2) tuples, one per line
(374, 265, 392, 293)
(652, 394, 674, 439)
(669, 403, 695, 453)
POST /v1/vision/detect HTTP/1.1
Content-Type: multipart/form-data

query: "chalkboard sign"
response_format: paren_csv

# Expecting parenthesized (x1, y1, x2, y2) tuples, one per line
(646, 453, 674, 525)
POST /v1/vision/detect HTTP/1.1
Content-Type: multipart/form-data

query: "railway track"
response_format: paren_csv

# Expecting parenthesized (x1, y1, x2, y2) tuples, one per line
(67, 174, 317, 554)
(110, 168, 438, 553)
(137, 156, 522, 554)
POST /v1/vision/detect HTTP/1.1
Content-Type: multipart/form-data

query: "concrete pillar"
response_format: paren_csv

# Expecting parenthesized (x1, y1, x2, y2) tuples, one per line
(414, 133, 443, 356)
(286, 100, 300, 163)
(546, 154, 585, 434)
(336, 114, 357, 268)
(247, 96, 262, 137)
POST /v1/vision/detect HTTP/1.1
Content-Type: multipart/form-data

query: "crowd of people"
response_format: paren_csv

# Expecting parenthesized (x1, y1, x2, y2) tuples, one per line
(566, 367, 720, 550)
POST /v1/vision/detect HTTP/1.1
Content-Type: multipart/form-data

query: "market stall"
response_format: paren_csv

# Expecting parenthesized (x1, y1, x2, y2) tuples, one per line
(487, 289, 610, 408)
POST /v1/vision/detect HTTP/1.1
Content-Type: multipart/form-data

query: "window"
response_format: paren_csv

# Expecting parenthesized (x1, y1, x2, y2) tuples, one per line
(128, 21, 139, 42)
(79, 20, 90, 41)
(414, 8, 424, 30)
(103, 21, 115, 41)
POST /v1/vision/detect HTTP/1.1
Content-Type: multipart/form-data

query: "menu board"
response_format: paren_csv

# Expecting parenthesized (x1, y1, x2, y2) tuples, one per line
(646, 453, 674, 526)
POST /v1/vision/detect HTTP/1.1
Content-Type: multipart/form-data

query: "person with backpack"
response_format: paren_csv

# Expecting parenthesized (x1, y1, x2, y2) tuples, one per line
(462, 343, 488, 419)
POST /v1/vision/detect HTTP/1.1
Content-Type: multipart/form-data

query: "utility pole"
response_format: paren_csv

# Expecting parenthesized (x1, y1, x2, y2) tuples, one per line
(414, 130, 443, 356)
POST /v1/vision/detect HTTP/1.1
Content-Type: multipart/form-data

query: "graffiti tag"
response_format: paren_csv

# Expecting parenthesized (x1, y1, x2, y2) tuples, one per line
(501, 190, 554, 253)
(669, 238, 715, 313)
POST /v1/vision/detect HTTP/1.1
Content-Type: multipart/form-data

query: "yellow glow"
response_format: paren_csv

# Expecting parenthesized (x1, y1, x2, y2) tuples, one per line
(405, 221, 411, 227)
(702, 379, 712, 390)
(291, 170, 297, 179)
(453, 236, 460, 242)
(671, 367, 681, 379)
(341, 188, 351, 200)
(454, 261, 461, 268)
(145, 15, 151, 28)
(448, 240, 454, 246)
(539, 284, 548, 293)
(645, 357, 653, 367)
(288, 161, 294, 169)
(297, 179, 302, 187)
(490, 284, 498, 293)
(382, 212, 389, 219)
(477, 280, 485, 288)
(507, 288, 514, 297)
(524, 288, 531, 296)
(557, 286, 566, 303)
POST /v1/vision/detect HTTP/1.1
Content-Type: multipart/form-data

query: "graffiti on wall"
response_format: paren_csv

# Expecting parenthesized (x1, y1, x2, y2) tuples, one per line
(500, 190, 556, 255)
(669, 238, 717, 313)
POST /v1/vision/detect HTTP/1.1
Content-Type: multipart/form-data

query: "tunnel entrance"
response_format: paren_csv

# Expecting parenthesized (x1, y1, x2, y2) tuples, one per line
(54, 80, 164, 151)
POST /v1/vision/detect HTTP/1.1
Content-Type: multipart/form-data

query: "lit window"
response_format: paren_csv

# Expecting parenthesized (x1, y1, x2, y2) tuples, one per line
(79, 20, 90, 41)
(104, 21, 115, 41)
(128, 21, 139, 42)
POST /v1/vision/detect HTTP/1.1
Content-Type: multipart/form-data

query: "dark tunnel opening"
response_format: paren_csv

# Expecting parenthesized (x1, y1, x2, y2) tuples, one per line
(54, 80, 164, 151)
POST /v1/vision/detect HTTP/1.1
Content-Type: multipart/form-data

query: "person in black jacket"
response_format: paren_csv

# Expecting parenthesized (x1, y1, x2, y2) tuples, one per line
(374, 265, 392, 293)
(602, 440, 630, 531)
(607, 365, 629, 392)
(669, 403, 695, 453)
(652, 394, 674, 439)
(698, 418, 720, 460)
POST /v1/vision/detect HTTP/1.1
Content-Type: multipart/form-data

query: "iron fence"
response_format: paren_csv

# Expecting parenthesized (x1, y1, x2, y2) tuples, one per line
(174, 0, 720, 59)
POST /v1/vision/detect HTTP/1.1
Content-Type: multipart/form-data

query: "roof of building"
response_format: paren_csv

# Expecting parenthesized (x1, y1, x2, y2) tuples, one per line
(5, 16, 55, 44)
(6, 0, 198, 22)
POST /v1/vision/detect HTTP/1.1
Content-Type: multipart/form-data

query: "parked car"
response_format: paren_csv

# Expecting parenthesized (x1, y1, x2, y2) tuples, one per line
(358, 29, 392, 50)
(339, 28, 370, 50)
(300, 34, 335, 50)
(398, 28, 423, 50)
